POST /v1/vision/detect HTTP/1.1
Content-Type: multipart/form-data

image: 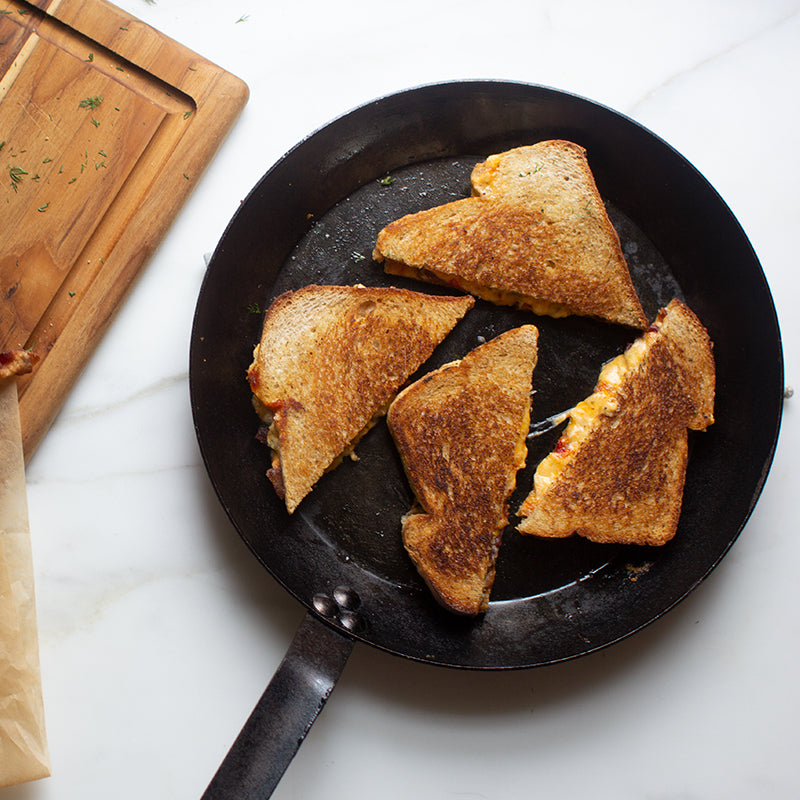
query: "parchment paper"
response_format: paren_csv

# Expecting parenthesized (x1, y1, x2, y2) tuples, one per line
(0, 375, 50, 787)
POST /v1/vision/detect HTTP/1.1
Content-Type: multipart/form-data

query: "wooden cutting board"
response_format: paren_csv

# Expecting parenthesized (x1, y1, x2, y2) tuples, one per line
(1, 0, 248, 461)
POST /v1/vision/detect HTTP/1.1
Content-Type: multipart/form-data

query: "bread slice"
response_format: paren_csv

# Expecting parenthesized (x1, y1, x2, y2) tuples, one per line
(373, 140, 647, 329)
(246, 284, 474, 513)
(387, 325, 539, 615)
(516, 299, 715, 545)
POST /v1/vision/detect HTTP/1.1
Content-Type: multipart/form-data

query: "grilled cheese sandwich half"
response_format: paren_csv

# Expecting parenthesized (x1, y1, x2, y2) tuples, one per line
(388, 325, 539, 615)
(247, 284, 474, 513)
(374, 140, 648, 329)
(517, 299, 715, 545)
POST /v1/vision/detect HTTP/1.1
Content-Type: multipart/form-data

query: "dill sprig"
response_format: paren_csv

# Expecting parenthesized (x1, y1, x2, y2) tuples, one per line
(78, 95, 103, 110)
(9, 165, 27, 183)
(8, 165, 27, 192)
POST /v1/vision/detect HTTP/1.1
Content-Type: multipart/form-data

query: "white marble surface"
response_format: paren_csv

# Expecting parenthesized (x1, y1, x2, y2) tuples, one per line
(8, 0, 800, 797)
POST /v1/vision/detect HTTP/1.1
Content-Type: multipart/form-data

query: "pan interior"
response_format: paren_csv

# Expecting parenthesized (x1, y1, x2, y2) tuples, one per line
(252, 157, 680, 601)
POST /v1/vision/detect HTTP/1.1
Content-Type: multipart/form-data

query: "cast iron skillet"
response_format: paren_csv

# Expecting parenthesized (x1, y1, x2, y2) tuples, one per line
(190, 81, 783, 798)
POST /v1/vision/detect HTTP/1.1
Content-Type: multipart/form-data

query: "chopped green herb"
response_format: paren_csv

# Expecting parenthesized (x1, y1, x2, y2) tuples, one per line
(115, 66, 124, 71)
(119, 25, 128, 31)
(0, 141, 5, 152)
(533, 164, 544, 176)
(351, 251, 366, 262)
(236, 14, 250, 23)
(68, 177, 76, 184)
(188, 66, 197, 71)
(183, 109, 193, 120)
(95, 160, 106, 170)
(86, 53, 94, 62)
(91, 117, 100, 127)
(37, 203, 49, 212)
(68, 291, 76, 297)
(183, 173, 190, 180)
(247, 303, 261, 314)
(78, 95, 103, 109)
(42, 157, 52, 163)
(98, 150, 107, 157)
(9, 165, 27, 184)
(379, 175, 396, 186)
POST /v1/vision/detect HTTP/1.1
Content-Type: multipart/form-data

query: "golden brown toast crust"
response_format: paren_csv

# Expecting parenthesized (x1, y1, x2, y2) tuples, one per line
(655, 299, 716, 429)
(517, 299, 715, 545)
(373, 140, 647, 329)
(247, 285, 474, 513)
(388, 325, 539, 614)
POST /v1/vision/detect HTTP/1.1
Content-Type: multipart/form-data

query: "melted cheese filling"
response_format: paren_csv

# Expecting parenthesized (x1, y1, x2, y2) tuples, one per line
(384, 262, 572, 318)
(252, 396, 280, 450)
(533, 329, 654, 493)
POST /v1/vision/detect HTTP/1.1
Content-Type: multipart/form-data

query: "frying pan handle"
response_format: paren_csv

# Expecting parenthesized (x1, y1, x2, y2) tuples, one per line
(201, 611, 355, 799)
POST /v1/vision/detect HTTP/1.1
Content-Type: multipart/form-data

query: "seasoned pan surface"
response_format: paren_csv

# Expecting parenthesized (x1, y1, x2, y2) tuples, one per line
(190, 81, 783, 669)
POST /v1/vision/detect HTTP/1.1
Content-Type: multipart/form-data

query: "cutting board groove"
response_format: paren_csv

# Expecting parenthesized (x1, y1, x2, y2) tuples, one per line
(0, 0, 248, 460)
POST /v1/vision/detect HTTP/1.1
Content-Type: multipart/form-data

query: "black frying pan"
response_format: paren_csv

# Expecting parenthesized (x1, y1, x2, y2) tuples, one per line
(190, 81, 783, 798)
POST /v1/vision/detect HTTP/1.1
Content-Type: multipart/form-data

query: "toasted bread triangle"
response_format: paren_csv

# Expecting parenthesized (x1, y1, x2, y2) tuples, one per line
(373, 140, 648, 329)
(247, 284, 474, 513)
(516, 299, 715, 545)
(387, 325, 539, 614)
